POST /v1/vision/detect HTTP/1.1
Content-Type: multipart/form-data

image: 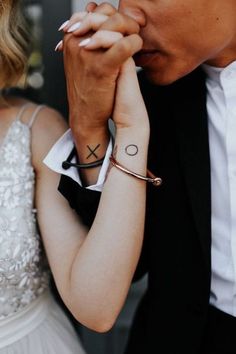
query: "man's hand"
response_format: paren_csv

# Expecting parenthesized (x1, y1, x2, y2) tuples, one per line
(61, 2, 146, 185)
(63, 3, 142, 132)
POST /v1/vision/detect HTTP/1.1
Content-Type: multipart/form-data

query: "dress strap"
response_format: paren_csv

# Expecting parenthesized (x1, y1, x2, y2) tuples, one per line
(16, 103, 46, 127)
(15, 103, 33, 122)
(27, 105, 46, 128)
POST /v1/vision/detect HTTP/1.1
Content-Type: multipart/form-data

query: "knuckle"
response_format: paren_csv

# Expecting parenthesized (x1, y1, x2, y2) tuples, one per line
(108, 13, 139, 34)
(93, 62, 105, 78)
(132, 34, 143, 49)
(85, 12, 106, 27)
(63, 33, 72, 45)
(124, 15, 140, 33)
(86, 2, 97, 12)
(118, 39, 131, 54)
(63, 34, 78, 52)
(96, 2, 116, 13)
(111, 13, 125, 29)
(97, 2, 112, 9)
(113, 12, 124, 23)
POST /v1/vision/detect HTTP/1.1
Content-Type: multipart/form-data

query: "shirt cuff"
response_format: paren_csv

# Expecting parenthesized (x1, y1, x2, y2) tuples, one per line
(43, 129, 112, 192)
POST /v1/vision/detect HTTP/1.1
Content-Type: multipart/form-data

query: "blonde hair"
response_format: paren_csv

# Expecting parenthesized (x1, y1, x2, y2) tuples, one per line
(0, 0, 30, 89)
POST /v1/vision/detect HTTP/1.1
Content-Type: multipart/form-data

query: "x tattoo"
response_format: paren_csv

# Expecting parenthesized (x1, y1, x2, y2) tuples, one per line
(86, 144, 100, 159)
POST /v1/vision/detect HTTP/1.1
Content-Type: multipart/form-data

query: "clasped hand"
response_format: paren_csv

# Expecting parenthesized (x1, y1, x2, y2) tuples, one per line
(58, 1, 149, 136)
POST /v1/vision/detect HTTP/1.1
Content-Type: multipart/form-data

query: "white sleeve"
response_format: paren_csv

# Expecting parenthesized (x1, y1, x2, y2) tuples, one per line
(43, 129, 112, 192)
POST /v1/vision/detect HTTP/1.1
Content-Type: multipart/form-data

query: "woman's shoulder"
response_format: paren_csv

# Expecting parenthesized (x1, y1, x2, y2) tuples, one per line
(1, 96, 66, 130)
(0, 96, 68, 170)
(29, 103, 67, 135)
(20, 100, 68, 172)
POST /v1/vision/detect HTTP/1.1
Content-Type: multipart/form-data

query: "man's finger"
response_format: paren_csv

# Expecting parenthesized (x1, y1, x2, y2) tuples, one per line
(70, 12, 109, 36)
(99, 13, 140, 35)
(103, 34, 143, 69)
(72, 12, 140, 37)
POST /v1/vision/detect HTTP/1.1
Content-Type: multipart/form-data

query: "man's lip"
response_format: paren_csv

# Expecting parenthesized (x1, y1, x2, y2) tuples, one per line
(138, 49, 159, 54)
(133, 50, 160, 67)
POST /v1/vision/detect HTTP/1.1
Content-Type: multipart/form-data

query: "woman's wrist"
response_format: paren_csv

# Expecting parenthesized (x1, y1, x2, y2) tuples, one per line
(115, 123, 150, 141)
(115, 126, 150, 153)
(112, 127, 150, 176)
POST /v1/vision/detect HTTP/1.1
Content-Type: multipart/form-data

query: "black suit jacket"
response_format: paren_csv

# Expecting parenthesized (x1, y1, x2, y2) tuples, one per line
(59, 67, 212, 354)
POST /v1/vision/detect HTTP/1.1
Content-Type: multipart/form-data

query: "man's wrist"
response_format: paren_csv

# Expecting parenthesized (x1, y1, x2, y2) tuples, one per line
(72, 124, 109, 138)
(71, 125, 110, 165)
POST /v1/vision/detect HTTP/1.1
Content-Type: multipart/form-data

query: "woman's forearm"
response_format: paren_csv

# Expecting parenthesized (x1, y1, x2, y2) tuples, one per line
(66, 127, 149, 331)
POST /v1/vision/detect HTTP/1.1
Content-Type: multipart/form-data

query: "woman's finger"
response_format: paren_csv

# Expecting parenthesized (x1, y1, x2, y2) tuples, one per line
(69, 12, 109, 36)
(71, 11, 139, 38)
(92, 2, 117, 16)
(55, 39, 63, 51)
(58, 29, 122, 53)
(79, 30, 123, 50)
(58, 11, 88, 32)
(58, 2, 117, 33)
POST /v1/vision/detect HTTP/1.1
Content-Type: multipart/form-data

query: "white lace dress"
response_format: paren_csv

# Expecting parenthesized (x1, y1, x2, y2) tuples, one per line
(0, 105, 86, 353)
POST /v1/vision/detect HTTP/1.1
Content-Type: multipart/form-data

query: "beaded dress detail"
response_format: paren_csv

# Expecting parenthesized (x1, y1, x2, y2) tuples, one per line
(0, 105, 50, 319)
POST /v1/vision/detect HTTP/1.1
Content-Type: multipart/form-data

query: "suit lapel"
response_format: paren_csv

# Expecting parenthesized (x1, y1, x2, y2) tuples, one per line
(171, 69, 212, 269)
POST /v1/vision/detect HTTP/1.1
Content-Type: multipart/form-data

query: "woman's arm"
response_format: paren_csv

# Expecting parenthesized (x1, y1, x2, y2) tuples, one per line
(33, 61, 149, 332)
(33, 3, 151, 332)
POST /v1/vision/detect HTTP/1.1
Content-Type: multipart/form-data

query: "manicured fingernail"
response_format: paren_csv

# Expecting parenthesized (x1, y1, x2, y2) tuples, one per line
(79, 38, 91, 47)
(58, 20, 69, 31)
(67, 22, 81, 32)
(55, 40, 63, 51)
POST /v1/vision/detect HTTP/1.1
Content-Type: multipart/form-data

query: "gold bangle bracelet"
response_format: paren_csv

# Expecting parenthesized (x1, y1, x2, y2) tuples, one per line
(109, 155, 162, 187)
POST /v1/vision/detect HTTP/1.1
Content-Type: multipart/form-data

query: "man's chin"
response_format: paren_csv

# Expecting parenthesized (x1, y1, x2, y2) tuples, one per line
(143, 68, 180, 86)
(143, 64, 197, 86)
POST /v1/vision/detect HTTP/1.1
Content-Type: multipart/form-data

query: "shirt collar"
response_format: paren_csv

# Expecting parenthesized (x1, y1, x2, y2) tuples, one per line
(202, 60, 236, 87)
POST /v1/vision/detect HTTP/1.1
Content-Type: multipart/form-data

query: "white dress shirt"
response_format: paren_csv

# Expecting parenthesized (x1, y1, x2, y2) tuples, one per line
(44, 62, 236, 316)
(202, 61, 236, 316)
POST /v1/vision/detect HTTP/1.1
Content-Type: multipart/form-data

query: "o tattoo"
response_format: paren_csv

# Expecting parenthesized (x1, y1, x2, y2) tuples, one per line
(125, 144, 139, 156)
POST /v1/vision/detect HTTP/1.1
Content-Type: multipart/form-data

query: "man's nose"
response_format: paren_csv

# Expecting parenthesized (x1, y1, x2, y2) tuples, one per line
(118, 1, 146, 27)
